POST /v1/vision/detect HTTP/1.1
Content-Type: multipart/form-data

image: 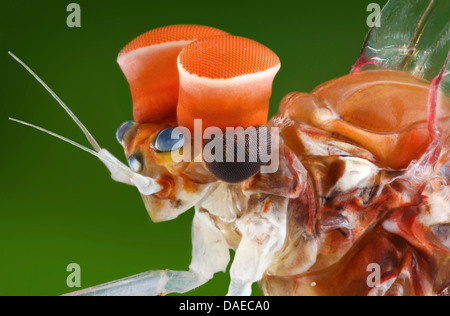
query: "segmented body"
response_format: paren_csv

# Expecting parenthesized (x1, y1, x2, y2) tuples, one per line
(257, 70, 450, 295)
(179, 69, 449, 296)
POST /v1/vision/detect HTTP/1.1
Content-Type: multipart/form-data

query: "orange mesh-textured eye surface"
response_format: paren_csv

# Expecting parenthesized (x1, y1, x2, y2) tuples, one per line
(178, 35, 280, 79)
(119, 25, 228, 56)
(177, 35, 281, 135)
(117, 25, 228, 124)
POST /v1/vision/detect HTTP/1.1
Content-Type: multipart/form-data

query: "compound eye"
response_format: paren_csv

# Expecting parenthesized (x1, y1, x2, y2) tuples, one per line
(116, 120, 136, 145)
(202, 125, 272, 183)
(152, 128, 184, 153)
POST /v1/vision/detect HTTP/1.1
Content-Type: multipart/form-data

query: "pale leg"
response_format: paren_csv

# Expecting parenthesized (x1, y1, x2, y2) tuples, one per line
(65, 269, 206, 296)
(65, 208, 230, 296)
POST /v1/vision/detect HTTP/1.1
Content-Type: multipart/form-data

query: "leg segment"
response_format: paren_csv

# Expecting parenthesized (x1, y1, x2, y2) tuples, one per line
(227, 196, 288, 296)
(65, 207, 230, 296)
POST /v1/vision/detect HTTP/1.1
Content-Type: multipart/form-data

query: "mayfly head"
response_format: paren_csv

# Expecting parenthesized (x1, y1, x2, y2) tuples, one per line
(115, 24, 281, 221)
(8, 24, 281, 224)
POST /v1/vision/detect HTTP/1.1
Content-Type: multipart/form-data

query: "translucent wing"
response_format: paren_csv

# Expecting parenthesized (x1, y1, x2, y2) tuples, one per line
(437, 52, 450, 98)
(353, 0, 450, 81)
(435, 52, 450, 142)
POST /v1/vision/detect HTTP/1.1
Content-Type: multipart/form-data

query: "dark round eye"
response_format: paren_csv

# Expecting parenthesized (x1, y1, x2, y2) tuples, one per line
(152, 128, 184, 152)
(116, 120, 136, 145)
(202, 125, 272, 183)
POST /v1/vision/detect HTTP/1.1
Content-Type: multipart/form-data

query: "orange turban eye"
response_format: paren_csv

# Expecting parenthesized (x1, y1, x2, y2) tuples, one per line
(117, 25, 228, 124)
(176, 35, 281, 135)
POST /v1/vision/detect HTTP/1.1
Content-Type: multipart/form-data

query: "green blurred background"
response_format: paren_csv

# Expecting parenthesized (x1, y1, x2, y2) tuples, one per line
(0, 0, 387, 295)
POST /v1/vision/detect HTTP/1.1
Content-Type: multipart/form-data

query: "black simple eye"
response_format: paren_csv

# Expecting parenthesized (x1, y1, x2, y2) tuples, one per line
(152, 128, 184, 152)
(127, 153, 143, 172)
(116, 120, 136, 145)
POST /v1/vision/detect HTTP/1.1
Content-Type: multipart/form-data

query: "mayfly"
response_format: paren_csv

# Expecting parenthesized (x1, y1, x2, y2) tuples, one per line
(9, 0, 450, 295)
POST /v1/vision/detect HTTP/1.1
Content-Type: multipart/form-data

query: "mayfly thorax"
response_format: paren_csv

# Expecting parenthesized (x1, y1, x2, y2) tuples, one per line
(9, 0, 450, 296)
